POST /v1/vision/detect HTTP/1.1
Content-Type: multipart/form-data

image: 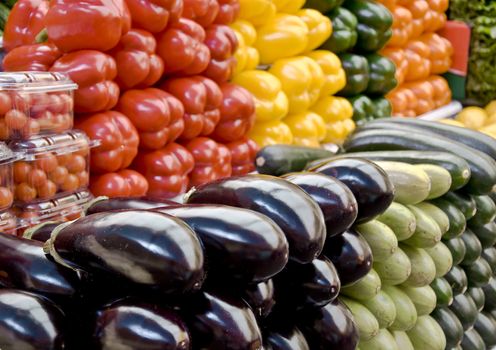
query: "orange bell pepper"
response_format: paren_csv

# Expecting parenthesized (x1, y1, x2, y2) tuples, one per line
(406, 0, 428, 40)
(3, 43, 61, 72)
(387, 87, 418, 117)
(381, 47, 408, 85)
(404, 40, 431, 81)
(420, 33, 453, 74)
(375, 0, 396, 11)
(427, 75, 451, 108)
(388, 6, 412, 47)
(403, 81, 435, 116)
(424, 11, 446, 33)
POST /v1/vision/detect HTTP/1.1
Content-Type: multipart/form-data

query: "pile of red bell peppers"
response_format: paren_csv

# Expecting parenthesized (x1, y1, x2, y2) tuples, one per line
(2, 0, 258, 199)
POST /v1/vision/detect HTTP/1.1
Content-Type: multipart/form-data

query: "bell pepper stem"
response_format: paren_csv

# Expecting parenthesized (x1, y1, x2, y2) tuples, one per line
(35, 28, 48, 43)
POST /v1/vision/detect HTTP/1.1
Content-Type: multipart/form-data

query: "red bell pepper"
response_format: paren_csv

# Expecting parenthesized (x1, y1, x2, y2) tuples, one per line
(3, 0, 49, 52)
(132, 143, 194, 198)
(75, 111, 139, 174)
(226, 138, 258, 176)
(203, 24, 239, 83)
(45, 0, 131, 52)
(211, 82, 255, 142)
(162, 76, 222, 140)
(125, 0, 183, 33)
(183, 0, 219, 27)
(3, 43, 62, 72)
(90, 169, 149, 198)
(116, 88, 185, 150)
(156, 18, 210, 76)
(214, 0, 240, 25)
(110, 29, 164, 90)
(184, 137, 232, 187)
(50, 50, 120, 113)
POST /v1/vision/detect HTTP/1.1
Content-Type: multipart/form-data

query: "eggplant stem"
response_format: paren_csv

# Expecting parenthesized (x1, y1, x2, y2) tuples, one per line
(43, 221, 79, 272)
(22, 221, 59, 240)
(82, 196, 109, 216)
(183, 187, 196, 203)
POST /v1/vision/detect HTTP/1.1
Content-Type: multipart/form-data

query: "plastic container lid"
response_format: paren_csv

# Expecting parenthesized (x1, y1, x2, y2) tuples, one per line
(0, 142, 17, 165)
(0, 72, 77, 93)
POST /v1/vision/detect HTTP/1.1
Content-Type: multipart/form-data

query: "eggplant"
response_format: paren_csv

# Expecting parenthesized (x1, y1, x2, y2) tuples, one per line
(243, 279, 276, 319)
(274, 256, 340, 311)
(155, 204, 289, 283)
(298, 299, 359, 350)
(85, 197, 179, 215)
(92, 302, 190, 350)
(185, 174, 326, 264)
(23, 222, 61, 243)
(264, 325, 310, 350)
(282, 173, 358, 237)
(323, 229, 373, 286)
(43, 211, 205, 293)
(309, 158, 395, 223)
(0, 289, 66, 350)
(181, 291, 263, 350)
(0, 233, 80, 301)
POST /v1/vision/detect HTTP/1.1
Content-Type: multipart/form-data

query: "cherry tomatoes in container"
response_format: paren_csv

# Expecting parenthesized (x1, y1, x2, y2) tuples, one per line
(0, 143, 17, 212)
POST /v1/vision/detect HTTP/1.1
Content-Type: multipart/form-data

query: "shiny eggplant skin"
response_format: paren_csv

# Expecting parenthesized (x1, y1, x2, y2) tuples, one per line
(264, 325, 310, 350)
(274, 256, 341, 311)
(283, 172, 358, 237)
(23, 222, 61, 243)
(0, 289, 66, 350)
(92, 303, 190, 350)
(182, 291, 263, 350)
(86, 197, 179, 215)
(298, 299, 359, 350)
(185, 175, 326, 264)
(0, 233, 80, 301)
(44, 210, 205, 293)
(323, 229, 373, 286)
(243, 279, 276, 319)
(309, 158, 395, 223)
(155, 204, 289, 283)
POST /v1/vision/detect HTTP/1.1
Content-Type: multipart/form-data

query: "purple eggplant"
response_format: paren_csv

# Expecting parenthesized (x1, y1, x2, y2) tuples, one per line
(0, 289, 66, 350)
(185, 175, 326, 264)
(323, 229, 373, 286)
(23, 222, 61, 243)
(43, 210, 205, 293)
(309, 158, 394, 223)
(154, 204, 288, 283)
(85, 197, 179, 215)
(282, 173, 358, 237)
(298, 299, 359, 350)
(0, 233, 80, 301)
(264, 325, 310, 350)
(182, 291, 263, 349)
(92, 302, 190, 350)
(243, 279, 276, 319)
(274, 256, 340, 311)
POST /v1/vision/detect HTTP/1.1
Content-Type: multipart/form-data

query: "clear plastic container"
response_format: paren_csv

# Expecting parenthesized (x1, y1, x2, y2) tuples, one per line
(0, 142, 17, 211)
(0, 211, 17, 235)
(10, 130, 91, 203)
(0, 72, 77, 140)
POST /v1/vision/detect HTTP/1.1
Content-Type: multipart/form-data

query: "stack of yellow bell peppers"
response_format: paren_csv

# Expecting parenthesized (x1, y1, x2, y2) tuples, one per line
(230, 0, 355, 148)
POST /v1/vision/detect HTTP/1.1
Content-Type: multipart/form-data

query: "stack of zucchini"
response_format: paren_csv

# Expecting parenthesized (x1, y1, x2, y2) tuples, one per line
(0, 0, 15, 37)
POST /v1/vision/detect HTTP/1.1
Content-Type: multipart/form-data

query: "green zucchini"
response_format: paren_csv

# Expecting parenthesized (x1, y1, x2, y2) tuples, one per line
(362, 290, 397, 329)
(343, 128, 496, 195)
(445, 265, 468, 296)
(391, 331, 414, 350)
(460, 329, 486, 350)
(467, 287, 486, 312)
(376, 202, 416, 241)
(468, 195, 496, 227)
(406, 315, 446, 350)
(443, 191, 477, 220)
(0, 3, 9, 31)
(415, 164, 452, 199)
(481, 247, 496, 275)
(341, 269, 381, 301)
(360, 329, 399, 350)
(399, 285, 436, 316)
(401, 245, 436, 288)
(382, 285, 418, 331)
(444, 237, 466, 266)
(355, 220, 398, 263)
(414, 202, 449, 235)
(430, 277, 453, 307)
(430, 307, 464, 349)
(460, 229, 483, 266)
(340, 296, 379, 342)
(464, 257, 492, 288)
(471, 221, 496, 249)
(449, 293, 478, 331)
(483, 277, 496, 311)
(402, 205, 442, 248)
(374, 247, 411, 286)
(255, 145, 335, 176)
(425, 241, 453, 278)
(372, 161, 431, 205)
(474, 312, 496, 348)
(430, 198, 466, 239)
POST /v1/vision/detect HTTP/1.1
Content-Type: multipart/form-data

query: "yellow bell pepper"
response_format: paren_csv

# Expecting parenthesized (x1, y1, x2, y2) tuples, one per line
(269, 56, 325, 115)
(479, 124, 496, 139)
(238, 0, 276, 27)
(249, 120, 293, 147)
(232, 70, 289, 122)
(284, 111, 327, 147)
(296, 9, 332, 52)
(255, 14, 309, 64)
(273, 0, 305, 13)
(310, 96, 355, 144)
(306, 50, 346, 98)
(231, 20, 260, 75)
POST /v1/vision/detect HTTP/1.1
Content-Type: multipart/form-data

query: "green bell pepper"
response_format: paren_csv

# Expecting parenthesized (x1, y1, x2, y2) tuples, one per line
(320, 7, 358, 54)
(337, 53, 369, 97)
(305, 0, 345, 14)
(344, 0, 393, 53)
(371, 97, 392, 119)
(349, 95, 375, 122)
(365, 53, 397, 96)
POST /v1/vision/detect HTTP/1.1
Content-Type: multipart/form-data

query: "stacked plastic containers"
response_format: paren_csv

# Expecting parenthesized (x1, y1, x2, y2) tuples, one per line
(0, 72, 93, 236)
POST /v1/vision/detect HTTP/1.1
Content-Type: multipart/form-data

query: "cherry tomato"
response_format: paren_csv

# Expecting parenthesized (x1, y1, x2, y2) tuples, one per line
(66, 155, 86, 173)
(0, 187, 13, 209)
(59, 94, 74, 114)
(15, 183, 37, 202)
(35, 153, 58, 173)
(30, 93, 51, 116)
(76, 171, 89, 186)
(21, 119, 40, 138)
(14, 162, 32, 184)
(56, 153, 72, 166)
(0, 93, 12, 115)
(28, 169, 48, 189)
(61, 174, 79, 191)
(48, 166, 69, 185)
(47, 94, 64, 114)
(0, 119, 9, 140)
(38, 180, 57, 199)
(5, 110, 28, 130)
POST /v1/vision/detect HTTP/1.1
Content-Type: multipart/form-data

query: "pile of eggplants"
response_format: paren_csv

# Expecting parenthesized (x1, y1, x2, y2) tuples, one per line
(0, 159, 394, 350)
